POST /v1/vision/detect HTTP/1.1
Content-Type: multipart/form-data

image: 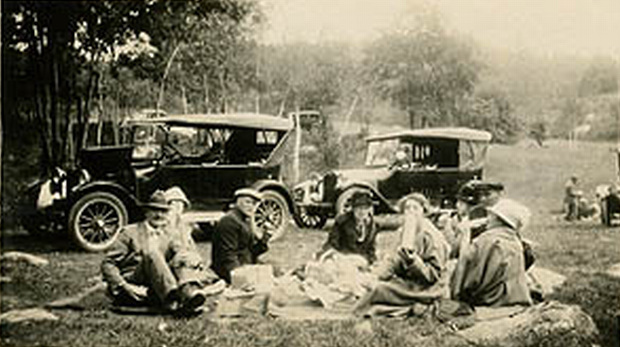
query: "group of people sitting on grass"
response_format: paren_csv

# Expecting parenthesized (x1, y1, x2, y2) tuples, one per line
(101, 180, 536, 316)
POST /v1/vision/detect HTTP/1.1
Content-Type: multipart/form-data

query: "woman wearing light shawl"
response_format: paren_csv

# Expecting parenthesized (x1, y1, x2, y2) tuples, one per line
(353, 193, 449, 316)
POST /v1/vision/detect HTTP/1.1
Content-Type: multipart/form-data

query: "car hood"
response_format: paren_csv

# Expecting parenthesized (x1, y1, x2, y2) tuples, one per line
(332, 167, 391, 188)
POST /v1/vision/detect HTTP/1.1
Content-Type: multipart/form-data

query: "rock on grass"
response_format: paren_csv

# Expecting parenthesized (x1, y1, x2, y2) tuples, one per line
(458, 301, 598, 347)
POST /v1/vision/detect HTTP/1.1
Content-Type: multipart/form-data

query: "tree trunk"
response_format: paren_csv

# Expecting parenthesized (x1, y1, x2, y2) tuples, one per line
(408, 108, 416, 129)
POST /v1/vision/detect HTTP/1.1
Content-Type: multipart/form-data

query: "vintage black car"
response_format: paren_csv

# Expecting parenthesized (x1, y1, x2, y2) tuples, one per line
(19, 113, 299, 251)
(293, 127, 492, 228)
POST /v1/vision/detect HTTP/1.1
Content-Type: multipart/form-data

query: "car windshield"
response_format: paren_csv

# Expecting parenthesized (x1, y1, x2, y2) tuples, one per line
(167, 126, 231, 158)
(365, 139, 399, 166)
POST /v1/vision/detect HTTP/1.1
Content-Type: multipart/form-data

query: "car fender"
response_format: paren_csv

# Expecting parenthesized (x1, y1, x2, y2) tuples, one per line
(71, 181, 141, 222)
(251, 179, 298, 215)
(338, 182, 397, 213)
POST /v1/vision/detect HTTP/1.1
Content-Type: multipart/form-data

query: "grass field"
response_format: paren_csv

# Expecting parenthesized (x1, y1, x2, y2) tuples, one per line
(1, 139, 620, 347)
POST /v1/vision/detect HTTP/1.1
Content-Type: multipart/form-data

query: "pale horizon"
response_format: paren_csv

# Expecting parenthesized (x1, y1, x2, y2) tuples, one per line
(260, 0, 620, 58)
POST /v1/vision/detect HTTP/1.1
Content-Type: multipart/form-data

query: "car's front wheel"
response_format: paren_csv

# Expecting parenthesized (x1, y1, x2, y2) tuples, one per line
(69, 192, 128, 252)
(253, 190, 290, 240)
(336, 187, 370, 216)
(296, 206, 328, 229)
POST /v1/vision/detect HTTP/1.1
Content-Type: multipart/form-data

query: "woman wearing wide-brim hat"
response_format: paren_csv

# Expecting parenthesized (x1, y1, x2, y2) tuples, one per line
(450, 198, 533, 307)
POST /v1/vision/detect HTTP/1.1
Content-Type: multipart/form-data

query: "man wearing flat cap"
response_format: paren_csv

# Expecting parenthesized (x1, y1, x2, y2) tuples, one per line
(316, 190, 378, 264)
(211, 188, 271, 283)
(101, 190, 207, 313)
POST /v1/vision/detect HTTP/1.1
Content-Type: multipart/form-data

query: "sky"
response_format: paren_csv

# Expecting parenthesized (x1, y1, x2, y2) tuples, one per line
(260, 0, 620, 57)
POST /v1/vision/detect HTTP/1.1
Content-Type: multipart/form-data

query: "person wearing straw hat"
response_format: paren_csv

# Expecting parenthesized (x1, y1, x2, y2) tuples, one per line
(450, 198, 533, 307)
(316, 190, 379, 265)
(353, 193, 449, 317)
(164, 186, 196, 251)
(211, 188, 271, 283)
(101, 190, 208, 313)
(164, 187, 224, 291)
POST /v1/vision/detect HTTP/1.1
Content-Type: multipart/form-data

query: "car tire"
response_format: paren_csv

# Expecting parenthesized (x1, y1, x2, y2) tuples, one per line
(68, 192, 128, 252)
(336, 187, 370, 216)
(253, 190, 290, 239)
(296, 206, 328, 229)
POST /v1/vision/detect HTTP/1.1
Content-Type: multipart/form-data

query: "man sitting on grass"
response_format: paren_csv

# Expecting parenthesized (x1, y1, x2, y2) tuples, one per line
(210, 188, 272, 283)
(101, 191, 210, 314)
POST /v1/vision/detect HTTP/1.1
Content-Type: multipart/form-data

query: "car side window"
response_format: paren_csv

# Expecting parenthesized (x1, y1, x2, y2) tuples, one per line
(132, 125, 165, 160)
(166, 126, 231, 161)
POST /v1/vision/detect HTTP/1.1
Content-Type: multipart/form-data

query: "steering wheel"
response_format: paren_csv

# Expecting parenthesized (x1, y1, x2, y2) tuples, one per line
(161, 142, 184, 163)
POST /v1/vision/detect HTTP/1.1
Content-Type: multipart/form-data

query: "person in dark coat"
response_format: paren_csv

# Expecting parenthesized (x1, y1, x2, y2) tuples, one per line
(316, 191, 378, 265)
(210, 188, 271, 283)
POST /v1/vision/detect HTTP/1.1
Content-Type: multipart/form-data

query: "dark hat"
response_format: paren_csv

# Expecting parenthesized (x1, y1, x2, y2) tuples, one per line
(142, 190, 171, 210)
(457, 180, 504, 204)
(351, 191, 375, 208)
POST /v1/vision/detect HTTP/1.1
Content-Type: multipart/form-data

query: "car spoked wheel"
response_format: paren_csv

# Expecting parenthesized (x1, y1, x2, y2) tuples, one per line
(297, 206, 327, 229)
(69, 192, 128, 252)
(253, 190, 290, 239)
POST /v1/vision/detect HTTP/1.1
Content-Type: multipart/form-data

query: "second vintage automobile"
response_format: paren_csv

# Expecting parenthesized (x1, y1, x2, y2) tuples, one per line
(293, 127, 492, 228)
(19, 113, 300, 251)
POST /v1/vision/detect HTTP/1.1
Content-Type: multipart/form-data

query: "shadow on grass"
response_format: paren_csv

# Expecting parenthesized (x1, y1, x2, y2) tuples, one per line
(550, 272, 620, 347)
(544, 219, 618, 232)
(1, 231, 80, 254)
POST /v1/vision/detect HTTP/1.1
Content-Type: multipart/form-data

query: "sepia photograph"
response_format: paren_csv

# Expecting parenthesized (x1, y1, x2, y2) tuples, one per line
(1, 0, 619, 346)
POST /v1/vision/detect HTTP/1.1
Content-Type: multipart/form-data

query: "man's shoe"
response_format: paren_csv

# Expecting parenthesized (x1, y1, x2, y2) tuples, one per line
(162, 299, 179, 313)
(180, 284, 206, 312)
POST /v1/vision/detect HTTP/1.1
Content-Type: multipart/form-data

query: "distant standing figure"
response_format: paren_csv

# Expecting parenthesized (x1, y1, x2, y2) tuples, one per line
(316, 190, 379, 265)
(564, 175, 582, 221)
(211, 188, 271, 283)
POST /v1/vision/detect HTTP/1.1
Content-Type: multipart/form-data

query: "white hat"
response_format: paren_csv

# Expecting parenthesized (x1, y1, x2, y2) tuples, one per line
(234, 188, 263, 201)
(487, 198, 531, 230)
(164, 186, 190, 208)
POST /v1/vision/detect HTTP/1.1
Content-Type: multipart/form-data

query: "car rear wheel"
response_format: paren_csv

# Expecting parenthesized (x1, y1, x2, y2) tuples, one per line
(296, 206, 328, 229)
(336, 187, 370, 216)
(253, 190, 290, 239)
(69, 192, 128, 252)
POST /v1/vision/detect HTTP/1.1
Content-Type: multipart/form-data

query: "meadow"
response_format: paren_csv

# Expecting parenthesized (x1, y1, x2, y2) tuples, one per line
(1, 139, 619, 347)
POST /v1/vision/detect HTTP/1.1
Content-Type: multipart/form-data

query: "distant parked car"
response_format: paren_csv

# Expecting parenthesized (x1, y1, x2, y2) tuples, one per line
(293, 127, 492, 229)
(288, 110, 325, 131)
(18, 113, 300, 251)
